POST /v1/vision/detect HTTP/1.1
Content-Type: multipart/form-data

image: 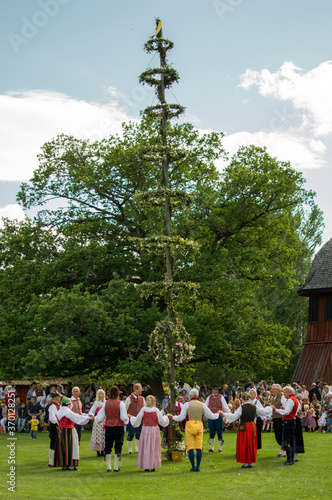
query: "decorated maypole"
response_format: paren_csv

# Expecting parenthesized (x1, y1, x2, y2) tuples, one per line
(132, 19, 198, 409)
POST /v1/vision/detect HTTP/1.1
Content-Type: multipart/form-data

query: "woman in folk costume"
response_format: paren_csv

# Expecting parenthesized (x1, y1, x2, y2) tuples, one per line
(223, 392, 272, 468)
(54, 397, 92, 471)
(88, 389, 106, 456)
(129, 395, 169, 472)
(249, 388, 265, 450)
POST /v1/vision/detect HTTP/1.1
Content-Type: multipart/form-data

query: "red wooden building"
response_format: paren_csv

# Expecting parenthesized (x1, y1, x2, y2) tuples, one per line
(293, 238, 332, 386)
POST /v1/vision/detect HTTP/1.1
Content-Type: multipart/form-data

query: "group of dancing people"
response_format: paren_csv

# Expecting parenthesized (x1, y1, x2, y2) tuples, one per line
(46, 381, 305, 472)
(48, 383, 169, 472)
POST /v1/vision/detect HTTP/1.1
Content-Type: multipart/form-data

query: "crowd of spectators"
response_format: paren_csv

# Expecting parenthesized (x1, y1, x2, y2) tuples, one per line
(1, 378, 332, 435)
(162, 379, 332, 434)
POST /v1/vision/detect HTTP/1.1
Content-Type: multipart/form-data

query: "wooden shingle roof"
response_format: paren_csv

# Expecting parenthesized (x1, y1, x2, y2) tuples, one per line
(298, 238, 332, 295)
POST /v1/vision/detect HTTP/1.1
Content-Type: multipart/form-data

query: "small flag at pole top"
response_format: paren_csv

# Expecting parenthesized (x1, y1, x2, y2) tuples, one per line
(148, 19, 162, 44)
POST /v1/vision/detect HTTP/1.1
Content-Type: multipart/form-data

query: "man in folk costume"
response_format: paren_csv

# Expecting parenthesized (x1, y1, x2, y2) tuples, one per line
(54, 397, 92, 471)
(270, 384, 285, 458)
(94, 386, 129, 472)
(70, 386, 83, 443)
(47, 390, 61, 467)
(271, 385, 299, 466)
(168, 388, 222, 472)
(223, 392, 272, 468)
(205, 384, 230, 453)
(125, 383, 144, 454)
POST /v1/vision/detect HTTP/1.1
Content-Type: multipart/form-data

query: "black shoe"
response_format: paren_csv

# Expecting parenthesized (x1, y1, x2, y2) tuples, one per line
(62, 466, 69, 471)
(283, 461, 293, 466)
(113, 469, 121, 472)
(195, 468, 200, 472)
(48, 464, 54, 468)
(151, 469, 155, 472)
(209, 449, 214, 453)
(189, 468, 196, 472)
(107, 469, 111, 472)
(241, 464, 252, 468)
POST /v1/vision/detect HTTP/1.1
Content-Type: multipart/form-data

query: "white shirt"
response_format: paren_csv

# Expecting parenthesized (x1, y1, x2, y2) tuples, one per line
(48, 402, 60, 425)
(130, 406, 169, 428)
(205, 394, 230, 414)
(172, 401, 220, 422)
(56, 406, 90, 426)
(88, 400, 105, 417)
(224, 402, 272, 423)
(274, 396, 298, 416)
(94, 400, 129, 426)
(249, 397, 266, 421)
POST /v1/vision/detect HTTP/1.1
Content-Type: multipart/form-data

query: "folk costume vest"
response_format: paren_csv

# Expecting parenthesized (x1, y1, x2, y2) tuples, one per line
(271, 392, 283, 419)
(187, 400, 204, 421)
(105, 399, 123, 427)
(240, 403, 256, 424)
(208, 394, 223, 412)
(127, 394, 144, 417)
(56, 416, 74, 429)
(143, 411, 158, 427)
(282, 394, 298, 421)
(71, 398, 82, 415)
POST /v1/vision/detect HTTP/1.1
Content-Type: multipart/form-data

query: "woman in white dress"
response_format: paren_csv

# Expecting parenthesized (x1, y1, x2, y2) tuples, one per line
(89, 389, 106, 456)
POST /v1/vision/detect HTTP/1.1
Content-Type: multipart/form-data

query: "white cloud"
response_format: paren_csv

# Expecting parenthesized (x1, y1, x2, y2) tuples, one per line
(240, 61, 332, 137)
(0, 89, 136, 182)
(0, 204, 26, 227)
(222, 130, 326, 170)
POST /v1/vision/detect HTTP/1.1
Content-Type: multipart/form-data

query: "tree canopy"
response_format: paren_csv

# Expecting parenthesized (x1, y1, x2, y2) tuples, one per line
(0, 24, 324, 385)
(0, 116, 323, 383)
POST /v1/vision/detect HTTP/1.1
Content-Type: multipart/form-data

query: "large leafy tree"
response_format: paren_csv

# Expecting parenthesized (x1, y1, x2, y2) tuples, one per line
(0, 25, 323, 383)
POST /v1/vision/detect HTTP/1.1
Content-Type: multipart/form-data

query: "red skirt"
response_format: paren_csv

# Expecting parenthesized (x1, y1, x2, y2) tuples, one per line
(236, 422, 257, 464)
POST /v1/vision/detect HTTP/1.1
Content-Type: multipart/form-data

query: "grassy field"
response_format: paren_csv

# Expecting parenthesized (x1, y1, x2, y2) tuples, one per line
(0, 428, 330, 500)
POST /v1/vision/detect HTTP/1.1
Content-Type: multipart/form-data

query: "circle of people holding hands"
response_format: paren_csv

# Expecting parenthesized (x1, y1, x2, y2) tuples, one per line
(1, 378, 331, 472)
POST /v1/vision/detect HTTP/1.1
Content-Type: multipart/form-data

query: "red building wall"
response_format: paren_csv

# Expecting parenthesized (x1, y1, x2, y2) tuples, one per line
(306, 295, 332, 342)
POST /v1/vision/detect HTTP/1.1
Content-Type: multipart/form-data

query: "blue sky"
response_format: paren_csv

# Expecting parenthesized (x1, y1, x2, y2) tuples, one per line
(1, 0, 332, 246)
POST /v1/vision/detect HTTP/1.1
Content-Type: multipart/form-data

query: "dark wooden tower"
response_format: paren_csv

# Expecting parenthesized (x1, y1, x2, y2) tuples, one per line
(293, 238, 332, 386)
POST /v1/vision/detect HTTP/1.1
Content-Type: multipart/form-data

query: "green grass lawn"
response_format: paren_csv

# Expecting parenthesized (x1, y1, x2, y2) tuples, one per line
(0, 429, 330, 500)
